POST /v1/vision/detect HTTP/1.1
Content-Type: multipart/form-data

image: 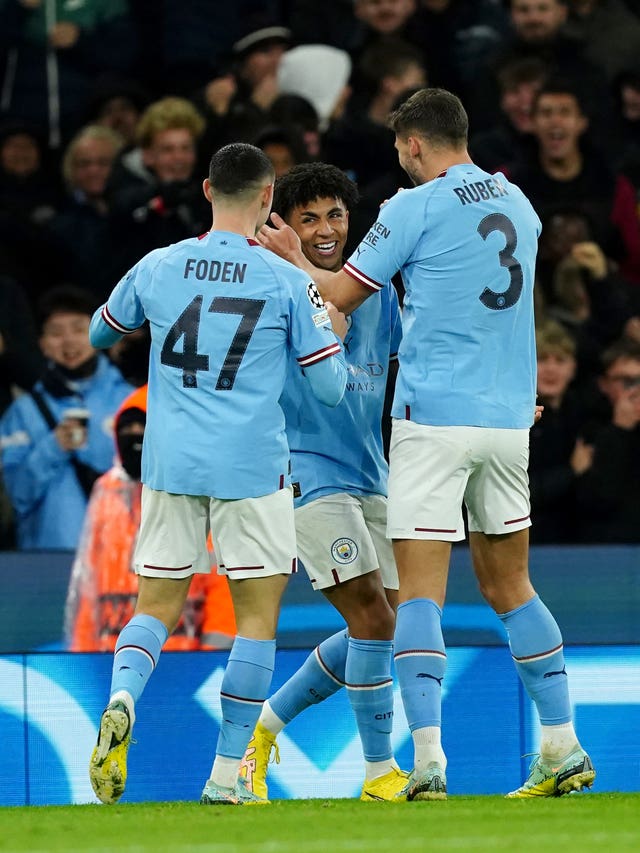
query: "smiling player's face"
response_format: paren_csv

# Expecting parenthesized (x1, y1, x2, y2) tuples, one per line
(287, 196, 349, 272)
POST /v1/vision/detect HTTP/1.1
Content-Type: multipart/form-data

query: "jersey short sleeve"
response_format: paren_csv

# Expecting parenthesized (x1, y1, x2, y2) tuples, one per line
(344, 190, 425, 291)
(100, 254, 156, 334)
(289, 279, 342, 367)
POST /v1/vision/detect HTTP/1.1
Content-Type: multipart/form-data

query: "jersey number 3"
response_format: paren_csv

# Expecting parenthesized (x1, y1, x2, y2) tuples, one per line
(477, 213, 523, 311)
(160, 295, 266, 389)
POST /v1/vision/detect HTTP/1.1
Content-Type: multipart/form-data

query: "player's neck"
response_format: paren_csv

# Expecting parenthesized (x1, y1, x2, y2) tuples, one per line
(211, 208, 262, 238)
(422, 149, 473, 182)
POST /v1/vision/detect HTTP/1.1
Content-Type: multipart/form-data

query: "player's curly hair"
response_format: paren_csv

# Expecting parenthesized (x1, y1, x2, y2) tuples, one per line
(273, 162, 359, 221)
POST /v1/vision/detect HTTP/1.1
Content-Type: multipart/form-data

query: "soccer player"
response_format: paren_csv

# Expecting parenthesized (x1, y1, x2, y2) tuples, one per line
(257, 88, 595, 800)
(241, 163, 406, 801)
(86, 143, 347, 806)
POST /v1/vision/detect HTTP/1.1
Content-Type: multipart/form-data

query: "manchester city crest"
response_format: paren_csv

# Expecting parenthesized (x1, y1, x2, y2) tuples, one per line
(331, 537, 358, 564)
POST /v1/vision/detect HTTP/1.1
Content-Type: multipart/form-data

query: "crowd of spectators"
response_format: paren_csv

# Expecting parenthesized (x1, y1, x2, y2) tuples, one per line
(1, 0, 640, 549)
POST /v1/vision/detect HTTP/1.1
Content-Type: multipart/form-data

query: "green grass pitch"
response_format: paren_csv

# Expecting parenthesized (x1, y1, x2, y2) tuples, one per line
(0, 794, 638, 853)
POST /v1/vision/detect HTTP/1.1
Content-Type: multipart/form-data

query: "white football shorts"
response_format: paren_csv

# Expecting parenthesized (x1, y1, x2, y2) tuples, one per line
(387, 419, 531, 541)
(135, 485, 297, 580)
(295, 492, 398, 591)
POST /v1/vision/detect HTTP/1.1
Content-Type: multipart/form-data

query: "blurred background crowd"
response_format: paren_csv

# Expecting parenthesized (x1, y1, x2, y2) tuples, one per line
(1, 0, 640, 560)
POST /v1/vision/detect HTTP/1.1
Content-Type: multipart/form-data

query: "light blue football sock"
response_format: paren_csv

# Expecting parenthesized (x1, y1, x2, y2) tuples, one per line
(269, 629, 348, 724)
(346, 637, 394, 762)
(216, 635, 276, 759)
(394, 599, 446, 731)
(498, 594, 572, 724)
(110, 613, 168, 704)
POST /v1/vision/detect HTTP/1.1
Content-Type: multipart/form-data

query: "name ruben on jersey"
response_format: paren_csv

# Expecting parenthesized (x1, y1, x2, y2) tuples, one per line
(452, 175, 509, 206)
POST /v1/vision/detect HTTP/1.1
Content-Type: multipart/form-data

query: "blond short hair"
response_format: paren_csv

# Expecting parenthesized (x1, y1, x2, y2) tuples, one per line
(135, 97, 205, 149)
(536, 320, 576, 359)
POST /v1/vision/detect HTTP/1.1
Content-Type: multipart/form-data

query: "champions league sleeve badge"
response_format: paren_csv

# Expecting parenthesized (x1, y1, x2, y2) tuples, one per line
(307, 282, 325, 309)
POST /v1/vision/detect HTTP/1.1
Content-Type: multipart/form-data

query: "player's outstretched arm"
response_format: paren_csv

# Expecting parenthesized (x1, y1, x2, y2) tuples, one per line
(257, 212, 372, 314)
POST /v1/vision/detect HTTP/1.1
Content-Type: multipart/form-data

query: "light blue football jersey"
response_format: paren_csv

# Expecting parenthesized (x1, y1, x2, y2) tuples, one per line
(96, 231, 345, 498)
(344, 165, 541, 429)
(281, 283, 402, 506)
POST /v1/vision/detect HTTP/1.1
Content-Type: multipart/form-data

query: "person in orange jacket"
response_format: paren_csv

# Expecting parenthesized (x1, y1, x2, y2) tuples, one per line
(65, 384, 236, 651)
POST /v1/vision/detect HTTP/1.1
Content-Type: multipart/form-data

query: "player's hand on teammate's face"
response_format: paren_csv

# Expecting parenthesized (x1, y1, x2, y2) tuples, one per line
(325, 301, 348, 341)
(257, 212, 303, 263)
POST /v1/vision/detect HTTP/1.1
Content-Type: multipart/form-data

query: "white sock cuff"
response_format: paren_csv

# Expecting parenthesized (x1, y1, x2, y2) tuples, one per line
(259, 699, 286, 735)
(364, 758, 398, 782)
(109, 690, 135, 726)
(412, 726, 441, 747)
(412, 726, 447, 772)
(540, 722, 579, 760)
(210, 754, 241, 789)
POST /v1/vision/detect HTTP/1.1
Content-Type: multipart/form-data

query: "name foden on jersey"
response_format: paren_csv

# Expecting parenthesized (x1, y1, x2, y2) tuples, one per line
(183, 259, 247, 282)
(453, 176, 509, 206)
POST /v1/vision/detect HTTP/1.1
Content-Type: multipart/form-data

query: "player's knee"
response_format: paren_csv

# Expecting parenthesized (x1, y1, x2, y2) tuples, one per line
(134, 604, 179, 635)
(348, 595, 395, 639)
(479, 576, 517, 612)
(478, 577, 534, 613)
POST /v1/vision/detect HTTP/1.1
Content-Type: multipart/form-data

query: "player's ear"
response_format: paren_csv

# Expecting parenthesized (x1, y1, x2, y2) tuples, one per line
(262, 182, 274, 211)
(408, 135, 421, 157)
(202, 178, 213, 203)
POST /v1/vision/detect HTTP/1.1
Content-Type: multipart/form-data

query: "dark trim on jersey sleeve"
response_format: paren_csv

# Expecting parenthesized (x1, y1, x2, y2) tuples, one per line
(343, 261, 384, 293)
(101, 305, 138, 335)
(297, 341, 341, 367)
